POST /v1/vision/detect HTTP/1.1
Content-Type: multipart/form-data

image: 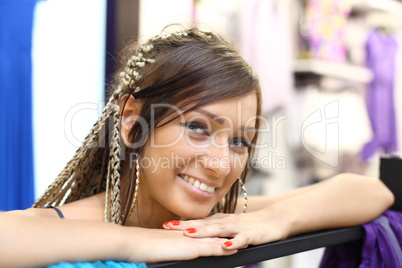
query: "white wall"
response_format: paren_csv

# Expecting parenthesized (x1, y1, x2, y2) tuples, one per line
(32, 0, 106, 199)
(138, 0, 193, 39)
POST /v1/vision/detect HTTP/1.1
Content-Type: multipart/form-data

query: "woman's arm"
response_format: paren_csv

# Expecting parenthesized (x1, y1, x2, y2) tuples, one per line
(256, 173, 393, 236)
(0, 210, 236, 267)
(0, 210, 127, 267)
(244, 173, 394, 234)
(166, 173, 394, 249)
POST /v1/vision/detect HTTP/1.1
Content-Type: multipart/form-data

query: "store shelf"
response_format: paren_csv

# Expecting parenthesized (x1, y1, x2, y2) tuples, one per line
(293, 59, 373, 84)
(351, 0, 402, 16)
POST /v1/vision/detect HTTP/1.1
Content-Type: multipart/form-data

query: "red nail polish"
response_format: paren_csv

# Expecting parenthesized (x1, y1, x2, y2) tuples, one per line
(224, 241, 233, 247)
(170, 220, 180, 226)
(186, 228, 197, 233)
(163, 222, 169, 227)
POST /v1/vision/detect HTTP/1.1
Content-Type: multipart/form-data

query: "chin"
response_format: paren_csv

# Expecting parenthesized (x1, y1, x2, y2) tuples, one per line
(175, 207, 213, 220)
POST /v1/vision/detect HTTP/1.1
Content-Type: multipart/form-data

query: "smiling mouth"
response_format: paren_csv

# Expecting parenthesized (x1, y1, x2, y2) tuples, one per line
(178, 174, 216, 193)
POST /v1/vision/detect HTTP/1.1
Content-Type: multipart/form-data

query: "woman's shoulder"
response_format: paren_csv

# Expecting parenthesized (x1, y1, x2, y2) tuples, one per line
(27, 192, 106, 221)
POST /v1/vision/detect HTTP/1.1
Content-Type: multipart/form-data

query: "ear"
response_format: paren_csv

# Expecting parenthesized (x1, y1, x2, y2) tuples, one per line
(119, 94, 142, 147)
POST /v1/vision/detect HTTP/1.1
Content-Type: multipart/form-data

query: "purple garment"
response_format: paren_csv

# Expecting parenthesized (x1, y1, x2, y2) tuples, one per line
(319, 210, 402, 268)
(319, 240, 362, 268)
(362, 30, 398, 160)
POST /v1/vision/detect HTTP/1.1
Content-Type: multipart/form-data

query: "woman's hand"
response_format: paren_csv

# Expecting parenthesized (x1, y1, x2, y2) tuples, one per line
(124, 228, 238, 263)
(162, 173, 395, 251)
(162, 209, 290, 251)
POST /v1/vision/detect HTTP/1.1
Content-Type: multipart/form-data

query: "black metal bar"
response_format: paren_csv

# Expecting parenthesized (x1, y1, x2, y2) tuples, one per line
(148, 226, 364, 268)
(380, 156, 402, 212)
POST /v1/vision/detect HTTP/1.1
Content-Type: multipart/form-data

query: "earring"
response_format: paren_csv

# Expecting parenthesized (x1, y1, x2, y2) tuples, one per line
(238, 178, 248, 213)
(127, 156, 140, 218)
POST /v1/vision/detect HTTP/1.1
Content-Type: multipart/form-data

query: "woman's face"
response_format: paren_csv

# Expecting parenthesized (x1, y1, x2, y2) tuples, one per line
(138, 93, 258, 220)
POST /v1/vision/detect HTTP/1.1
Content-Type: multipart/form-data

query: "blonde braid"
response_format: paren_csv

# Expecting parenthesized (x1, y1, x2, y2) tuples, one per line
(33, 86, 125, 209)
(119, 44, 155, 91)
(104, 101, 121, 223)
(105, 43, 157, 223)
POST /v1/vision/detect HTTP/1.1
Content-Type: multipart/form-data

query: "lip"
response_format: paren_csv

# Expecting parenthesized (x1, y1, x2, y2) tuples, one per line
(177, 174, 219, 198)
(179, 173, 220, 188)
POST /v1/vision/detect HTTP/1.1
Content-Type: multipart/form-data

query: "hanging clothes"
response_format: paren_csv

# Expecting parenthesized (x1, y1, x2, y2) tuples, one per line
(288, 87, 372, 154)
(47, 261, 147, 268)
(319, 210, 402, 268)
(239, 0, 294, 115)
(304, 0, 351, 62)
(394, 33, 402, 157)
(288, 86, 373, 180)
(362, 29, 398, 160)
(0, 0, 37, 210)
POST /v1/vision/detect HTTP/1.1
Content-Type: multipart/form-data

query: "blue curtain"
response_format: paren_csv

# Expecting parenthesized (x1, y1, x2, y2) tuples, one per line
(0, 0, 37, 210)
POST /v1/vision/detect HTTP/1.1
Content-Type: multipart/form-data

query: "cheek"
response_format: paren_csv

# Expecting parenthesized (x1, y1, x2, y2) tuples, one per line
(141, 130, 192, 173)
(228, 155, 248, 181)
(221, 155, 248, 188)
(230, 153, 248, 173)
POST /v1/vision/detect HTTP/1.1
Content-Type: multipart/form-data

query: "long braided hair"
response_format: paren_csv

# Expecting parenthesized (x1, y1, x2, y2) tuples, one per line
(33, 26, 262, 225)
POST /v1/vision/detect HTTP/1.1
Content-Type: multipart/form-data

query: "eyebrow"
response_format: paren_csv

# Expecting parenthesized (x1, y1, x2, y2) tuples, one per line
(195, 109, 225, 125)
(195, 108, 257, 132)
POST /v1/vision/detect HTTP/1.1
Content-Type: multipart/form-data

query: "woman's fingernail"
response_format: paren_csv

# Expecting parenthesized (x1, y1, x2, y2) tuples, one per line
(186, 228, 197, 233)
(224, 241, 233, 247)
(170, 220, 180, 226)
(163, 222, 170, 227)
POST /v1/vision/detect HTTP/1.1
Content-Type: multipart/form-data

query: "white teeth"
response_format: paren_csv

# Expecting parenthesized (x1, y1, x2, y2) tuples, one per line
(179, 175, 216, 193)
(200, 183, 208, 191)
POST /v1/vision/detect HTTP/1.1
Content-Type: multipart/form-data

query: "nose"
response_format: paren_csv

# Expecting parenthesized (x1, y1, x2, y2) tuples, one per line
(202, 140, 231, 178)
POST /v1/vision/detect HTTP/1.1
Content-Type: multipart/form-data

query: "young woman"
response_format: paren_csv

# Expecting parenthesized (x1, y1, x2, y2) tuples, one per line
(0, 26, 394, 267)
